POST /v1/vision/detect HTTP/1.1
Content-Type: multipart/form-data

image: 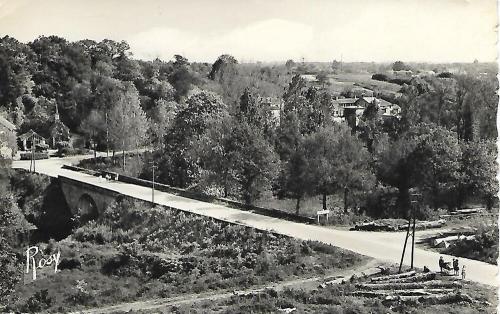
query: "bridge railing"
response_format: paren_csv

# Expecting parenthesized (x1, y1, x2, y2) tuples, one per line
(62, 165, 315, 224)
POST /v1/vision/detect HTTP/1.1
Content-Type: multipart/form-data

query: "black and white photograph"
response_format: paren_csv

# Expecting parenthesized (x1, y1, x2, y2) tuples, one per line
(0, 0, 498, 312)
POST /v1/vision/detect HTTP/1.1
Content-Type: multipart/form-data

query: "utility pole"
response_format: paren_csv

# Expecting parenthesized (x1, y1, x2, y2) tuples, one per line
(30, 133, 36, 173)
(105, 111, 109, 158)
(410, 193, 421, 269)
(150, 161, 158, 204)
(398, 218, 411, 273)
(398, 192, 421, 273)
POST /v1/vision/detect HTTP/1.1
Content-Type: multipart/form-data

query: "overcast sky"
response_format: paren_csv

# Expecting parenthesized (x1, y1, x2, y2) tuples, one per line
(0, 0, 497, 63)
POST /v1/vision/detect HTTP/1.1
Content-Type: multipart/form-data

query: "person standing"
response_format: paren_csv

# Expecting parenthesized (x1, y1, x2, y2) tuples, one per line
(453, 259, 459, 276)
(439, 256, 444, 273)
(461, 265, 466, 280)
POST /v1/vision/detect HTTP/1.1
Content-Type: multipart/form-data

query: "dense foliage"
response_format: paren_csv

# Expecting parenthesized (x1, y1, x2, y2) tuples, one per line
(2, 35, 497, 218)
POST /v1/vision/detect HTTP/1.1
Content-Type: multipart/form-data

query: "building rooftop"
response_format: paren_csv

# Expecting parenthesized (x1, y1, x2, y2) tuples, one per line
(0, 116, 16, 131)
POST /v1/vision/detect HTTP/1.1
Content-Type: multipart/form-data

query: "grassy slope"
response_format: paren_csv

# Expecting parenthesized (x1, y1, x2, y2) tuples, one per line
(9, 198, 367, 312)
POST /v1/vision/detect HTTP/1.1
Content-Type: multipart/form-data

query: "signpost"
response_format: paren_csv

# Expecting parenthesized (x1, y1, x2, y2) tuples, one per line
(316, 209, 330, 224)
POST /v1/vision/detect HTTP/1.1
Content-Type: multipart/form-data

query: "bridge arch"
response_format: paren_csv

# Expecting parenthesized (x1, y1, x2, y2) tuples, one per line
(77, 193, 98, 223)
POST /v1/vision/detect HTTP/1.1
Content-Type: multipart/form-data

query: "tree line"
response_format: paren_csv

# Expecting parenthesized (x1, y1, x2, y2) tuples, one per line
(0, 35, 497, 218)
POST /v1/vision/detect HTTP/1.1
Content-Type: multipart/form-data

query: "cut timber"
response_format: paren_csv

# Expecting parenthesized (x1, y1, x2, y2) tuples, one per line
(319, 267, 384, 288)
(454, 208, 483, 215)
(397, 219, 446, 231)
(350, 221, 398, 232)
(360, 267, 384, 277)
(319, 277, 346, 288)
(383, 293, 473, 304)
(352, 288, 455, 298)
(371, 270, 416, 282)
(432, 235, 476, 248)
(418, 293, 474, 304)
(375, 272, 437, 284)
(356, 280, 462, 290)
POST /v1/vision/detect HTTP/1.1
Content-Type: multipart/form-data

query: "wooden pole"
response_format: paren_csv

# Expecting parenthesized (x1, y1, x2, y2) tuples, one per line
(411, 213, 416, 269)
(409, 193, 421, 270)
(399, 218, 411, 273)
(150, 161, 157, 205)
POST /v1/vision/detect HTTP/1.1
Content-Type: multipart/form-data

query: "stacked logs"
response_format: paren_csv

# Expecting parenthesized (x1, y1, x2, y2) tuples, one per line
(351, 271, 472, 305)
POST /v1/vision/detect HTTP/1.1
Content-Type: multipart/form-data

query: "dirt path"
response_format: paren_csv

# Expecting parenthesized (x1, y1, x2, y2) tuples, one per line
(72, 260, 381, 313)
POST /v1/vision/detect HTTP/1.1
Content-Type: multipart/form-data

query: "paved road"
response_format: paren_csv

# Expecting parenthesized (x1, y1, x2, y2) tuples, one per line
(12, 157, 499, 287)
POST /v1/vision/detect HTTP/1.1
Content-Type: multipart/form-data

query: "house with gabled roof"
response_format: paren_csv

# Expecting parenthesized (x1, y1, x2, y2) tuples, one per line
(331, 96, 401, 128)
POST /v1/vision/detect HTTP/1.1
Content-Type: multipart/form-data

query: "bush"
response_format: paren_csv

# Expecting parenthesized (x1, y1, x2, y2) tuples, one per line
(58, 257, 82, 270)
(437, 72, 453, 78)
(73, 221, 114, 244)
(21, 289, 53, 313)
(55, 141, 70, 149)
(56, 147, 89, 157)
(389, 78, 411, 85)
(371, 73, 389, 81)
(66, 280, 94, 306)
(20, 152, 49, 160)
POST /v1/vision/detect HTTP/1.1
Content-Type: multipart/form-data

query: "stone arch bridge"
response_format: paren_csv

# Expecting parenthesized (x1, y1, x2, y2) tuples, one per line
(59, 175, 121, 222)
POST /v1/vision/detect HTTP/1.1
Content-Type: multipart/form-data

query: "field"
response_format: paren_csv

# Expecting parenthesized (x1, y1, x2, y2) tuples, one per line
(7, 197, 367, 312)
(328, 73, 403, 97)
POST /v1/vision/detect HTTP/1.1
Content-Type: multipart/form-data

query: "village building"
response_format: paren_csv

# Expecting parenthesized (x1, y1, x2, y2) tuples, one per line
(331, 96, 401, 128)
(48, 104, 70, 148)
(0, 116, 17, 158)
(18, 129, 47, 151)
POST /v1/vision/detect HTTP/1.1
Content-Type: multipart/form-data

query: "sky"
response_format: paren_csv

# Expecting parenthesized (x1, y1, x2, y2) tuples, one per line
(0, 0, 497, 63)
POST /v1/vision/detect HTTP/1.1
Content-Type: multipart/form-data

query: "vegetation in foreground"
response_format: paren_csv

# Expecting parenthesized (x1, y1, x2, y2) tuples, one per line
(7, 197, 366, 312)
(136, 270, 497, 314)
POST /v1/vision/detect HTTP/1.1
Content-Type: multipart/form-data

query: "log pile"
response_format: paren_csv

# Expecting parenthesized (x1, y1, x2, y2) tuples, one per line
(351, 219, 446, 232)
(350, 221, 398, 231)
(396, 219, 446, 231)
(432, 235, 476, 248)
(440, 208, 485, 219)
(350, 270, 471, 305)
(319, 267, 386, 288)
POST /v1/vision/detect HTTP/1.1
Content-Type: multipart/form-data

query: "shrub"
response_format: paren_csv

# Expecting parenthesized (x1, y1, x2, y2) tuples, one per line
(371, 73, 389, 81)
(66, 280, 93, 306)
(389, 78, 411, 85)
(21, 289, 53, 313)
(55, 141, 70, 149)
(437, 72, 453, 78)
(58, 257, 82, 270)
(20, 152, 49, 160)
(73, 221, 114, 244)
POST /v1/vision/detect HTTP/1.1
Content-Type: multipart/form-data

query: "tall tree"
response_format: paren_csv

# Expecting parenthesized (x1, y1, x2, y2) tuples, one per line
(168, 55, 196, 101)
(460, 140, 498, 209)
(108, 82, 149, 168)
(161, 91, 226, 187)
(377, 123, 461, 214)
(80, 109, 106, 157)
(194, 116, 278, 203)
(304, 124, 374, 211)
(408, 124, 461, 209)
(192, 114, 242, 198)
(282, 139, 313, 214)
